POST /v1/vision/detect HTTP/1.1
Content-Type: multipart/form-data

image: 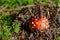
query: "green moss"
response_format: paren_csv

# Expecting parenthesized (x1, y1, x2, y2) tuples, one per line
(0, 12, 21, 40)
(55, 36, 60, 40)
(56, 0, 60, 5)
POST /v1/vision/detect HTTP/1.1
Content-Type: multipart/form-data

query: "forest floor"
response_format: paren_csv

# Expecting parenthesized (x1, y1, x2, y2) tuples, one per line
(0, 3, 60, 40)
(9, 4, 60, 40)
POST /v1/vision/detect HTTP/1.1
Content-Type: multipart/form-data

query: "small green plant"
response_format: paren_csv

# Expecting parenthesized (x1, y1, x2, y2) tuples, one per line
(20, 0, 33, 5)
(0, 12, 21, 40)
(13, 23, 21, 33)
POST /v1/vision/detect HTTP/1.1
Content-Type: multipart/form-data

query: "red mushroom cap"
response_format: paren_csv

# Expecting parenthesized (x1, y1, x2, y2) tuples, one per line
(30, 16, 49, 31)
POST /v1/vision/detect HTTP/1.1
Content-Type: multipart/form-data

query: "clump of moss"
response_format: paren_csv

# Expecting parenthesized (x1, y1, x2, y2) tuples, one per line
(0, 12, 21, 40)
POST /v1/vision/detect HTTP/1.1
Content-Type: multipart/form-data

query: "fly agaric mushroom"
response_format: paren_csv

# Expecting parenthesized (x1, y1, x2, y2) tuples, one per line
(29, 16, 49, 32)
(40, 16, 49, 30)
